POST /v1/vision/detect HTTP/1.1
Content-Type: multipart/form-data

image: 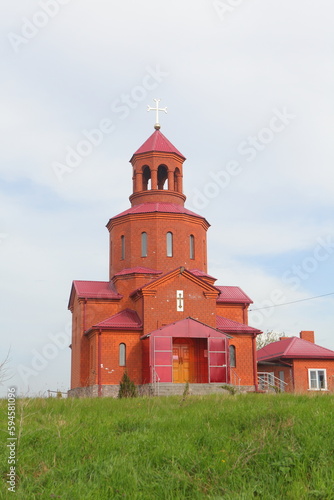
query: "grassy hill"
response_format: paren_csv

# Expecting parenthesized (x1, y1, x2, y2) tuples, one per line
(1, 392, 334, 499)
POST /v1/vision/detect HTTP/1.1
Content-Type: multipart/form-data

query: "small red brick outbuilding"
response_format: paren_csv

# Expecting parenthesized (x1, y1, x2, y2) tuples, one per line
(68, 127, 261, 396)
(257, 331, 334, 393)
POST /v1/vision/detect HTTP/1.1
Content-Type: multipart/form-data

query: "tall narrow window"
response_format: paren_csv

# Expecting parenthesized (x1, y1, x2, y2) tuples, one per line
(166, 232, 173, 257)
(190, 234, 195, 259)
(119, 343, 126, 366)
(141, 232, 147, 257)
(121, 235, 125, 260)
(229, 345, 236, 368)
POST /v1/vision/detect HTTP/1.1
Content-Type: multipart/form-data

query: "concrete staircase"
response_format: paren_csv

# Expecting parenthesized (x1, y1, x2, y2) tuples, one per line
(148, 383, 229, 396)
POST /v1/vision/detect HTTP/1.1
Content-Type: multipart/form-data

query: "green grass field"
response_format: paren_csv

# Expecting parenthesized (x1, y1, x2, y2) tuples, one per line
(1, 392, 334, 499)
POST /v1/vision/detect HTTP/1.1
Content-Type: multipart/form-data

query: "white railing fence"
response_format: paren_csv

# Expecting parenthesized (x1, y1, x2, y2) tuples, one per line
(258, 372, 288, 392)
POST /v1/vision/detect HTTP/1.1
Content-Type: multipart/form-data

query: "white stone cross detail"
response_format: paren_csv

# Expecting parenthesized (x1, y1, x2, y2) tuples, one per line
(147, 98, 167, 130)
(176, 290, 184, 311)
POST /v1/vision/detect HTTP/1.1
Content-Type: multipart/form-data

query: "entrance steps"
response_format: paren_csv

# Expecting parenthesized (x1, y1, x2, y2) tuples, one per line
(147, 383, 229, 397)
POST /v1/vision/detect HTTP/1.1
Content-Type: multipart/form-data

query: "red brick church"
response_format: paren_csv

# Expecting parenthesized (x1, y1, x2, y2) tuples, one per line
(68, 109, 262, 396)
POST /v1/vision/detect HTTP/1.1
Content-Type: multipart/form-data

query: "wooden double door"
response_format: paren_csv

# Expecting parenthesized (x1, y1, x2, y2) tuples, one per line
(172, 338, 208, 383)
(173, 340, 193, 383)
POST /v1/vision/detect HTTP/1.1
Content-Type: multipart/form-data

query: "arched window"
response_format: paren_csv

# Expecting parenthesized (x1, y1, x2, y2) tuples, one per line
(190, 235, 195, 259)
(141, 232, 147, 257)
(166, 232, 173, 257)
(119, 343, 126, 366)
(121, 235, 125, 260)
(229, 345, 236, 368)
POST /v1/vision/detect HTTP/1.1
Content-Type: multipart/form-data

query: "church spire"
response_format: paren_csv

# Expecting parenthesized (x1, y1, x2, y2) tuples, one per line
(147, 98, 167, 130)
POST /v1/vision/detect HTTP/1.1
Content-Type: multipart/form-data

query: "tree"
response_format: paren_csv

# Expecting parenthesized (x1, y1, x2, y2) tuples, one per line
(256, 331, 286, 350)
(0, 350, 12, 385)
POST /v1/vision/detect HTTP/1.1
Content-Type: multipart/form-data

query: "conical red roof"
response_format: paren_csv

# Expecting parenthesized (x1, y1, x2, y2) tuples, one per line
(131, 130, 185, 160)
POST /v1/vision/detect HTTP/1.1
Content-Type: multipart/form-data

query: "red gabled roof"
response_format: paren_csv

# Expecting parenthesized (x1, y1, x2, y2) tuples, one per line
(114, 267, 162, 276)
(216, 286, 253, 304)
(131, 130, 185, 160)
(111, 202, 206, 221)
(130, 267, 221, 298)
(216, 316, 261, 334)
(68, 280, 122, 309)
(91, 309, 142, 331)
(257, 337, 334, 363)
(141, 317, 231, 339)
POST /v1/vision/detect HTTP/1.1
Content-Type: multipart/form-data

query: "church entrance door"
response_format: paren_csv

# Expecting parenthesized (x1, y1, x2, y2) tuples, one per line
(172, 339, 194, 383)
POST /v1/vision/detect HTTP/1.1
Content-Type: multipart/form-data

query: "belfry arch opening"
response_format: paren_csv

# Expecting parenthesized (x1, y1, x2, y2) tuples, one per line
(174, 168, 182, 193)
(142, 166, 151, 190)
(157, 165, 168, 190)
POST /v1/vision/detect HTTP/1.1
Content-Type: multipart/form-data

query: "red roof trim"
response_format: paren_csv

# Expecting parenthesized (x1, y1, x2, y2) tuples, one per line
(257, 336, 334, 362)
(141, 317, 231, 340)
(216, 315, 261, 334)
(114, 267, 162, 276)
(131, 130, 185, 160)
(110, 202, 206, 221)
(88, 309, 142, 332)
(189, 269, 217, 281)
(130, 267, 221, 297)
(68, 280, 122, 309)
(216, 286, 253, 304)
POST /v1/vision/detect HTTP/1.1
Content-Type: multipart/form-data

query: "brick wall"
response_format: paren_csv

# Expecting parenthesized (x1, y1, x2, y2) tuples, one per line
(108, 212, 209, 278)
(229, 335, 256, 386)
(142, 273, 218, 333)
(293, 359, 334, 393)
(70, 297, 122, 389)
(216, 304, 245, 323)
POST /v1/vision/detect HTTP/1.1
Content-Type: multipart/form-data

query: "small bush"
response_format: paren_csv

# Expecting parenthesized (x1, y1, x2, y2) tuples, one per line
(118, 371, 138, 398)
(221, 384, 238, 395)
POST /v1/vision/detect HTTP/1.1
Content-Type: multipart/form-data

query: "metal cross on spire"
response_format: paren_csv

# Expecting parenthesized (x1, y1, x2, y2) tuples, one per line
(147, 98, 167, 130)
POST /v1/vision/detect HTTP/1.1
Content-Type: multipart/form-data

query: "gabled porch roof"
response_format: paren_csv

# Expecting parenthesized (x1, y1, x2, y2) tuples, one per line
(141, 317, 232, 340)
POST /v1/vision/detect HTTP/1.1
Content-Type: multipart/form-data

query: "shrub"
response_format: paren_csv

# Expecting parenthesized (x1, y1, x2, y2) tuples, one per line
(118, 371, 138, 398)
(221, 384, 238, 395)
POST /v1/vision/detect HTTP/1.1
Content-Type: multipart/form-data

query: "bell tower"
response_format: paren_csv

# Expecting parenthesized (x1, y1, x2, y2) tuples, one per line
(106, 101, 210, 280)
(129, 128, 186, 207)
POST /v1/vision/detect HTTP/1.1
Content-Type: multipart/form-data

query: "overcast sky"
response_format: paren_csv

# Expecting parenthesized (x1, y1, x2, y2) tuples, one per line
(1, 1, 333, 397)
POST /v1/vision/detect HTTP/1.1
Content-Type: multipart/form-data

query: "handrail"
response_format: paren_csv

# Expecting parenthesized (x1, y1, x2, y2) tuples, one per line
(258, 372, 288, 392)
(230, 368, 241, 388)
(152, 367, 160, 396)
